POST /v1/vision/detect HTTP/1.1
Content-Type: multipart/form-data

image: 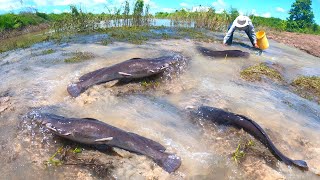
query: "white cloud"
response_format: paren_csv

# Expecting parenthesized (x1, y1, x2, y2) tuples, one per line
(162, 8, 175, 12)
(33, 0, 47, 6)
(262, 12, 271, 18)
(53, 9, 61, 14)
(276, 7, 285, 13)
(212, 0, 226, 8)
(0, 0, 23, 11)
(144, 0, 158, 8)
(216, 8, 224, 13)
(180, 2, 188, 7)
(192, 6, 210, 12)
(251, 9, 258, 16)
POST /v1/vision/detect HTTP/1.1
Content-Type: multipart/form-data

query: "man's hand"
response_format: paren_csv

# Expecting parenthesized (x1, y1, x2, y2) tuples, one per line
(254, 43, 259, 49)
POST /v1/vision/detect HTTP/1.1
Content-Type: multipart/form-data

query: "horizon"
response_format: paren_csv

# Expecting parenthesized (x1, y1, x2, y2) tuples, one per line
(0, 0, 319, 24)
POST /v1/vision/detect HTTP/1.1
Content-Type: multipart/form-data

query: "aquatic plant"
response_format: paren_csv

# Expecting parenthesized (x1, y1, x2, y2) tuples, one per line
(64, 51, 95, 63)
(41, 49, 55, 55)
(73, 147, 82, 154)
(140, 80, 160, 88)
(45, 146, 64, 166)
(291, 76, 320, 103)
(232, 139, 255, 164)
(240, 63, 283, 82)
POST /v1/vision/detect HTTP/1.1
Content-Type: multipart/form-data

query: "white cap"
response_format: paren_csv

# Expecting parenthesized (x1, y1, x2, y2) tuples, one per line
(234, 15, 249, 28)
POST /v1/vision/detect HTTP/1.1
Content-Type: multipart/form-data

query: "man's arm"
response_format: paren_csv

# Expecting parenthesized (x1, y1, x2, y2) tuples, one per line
(248, 20, 259, 48)
(223, 24, 236, 44)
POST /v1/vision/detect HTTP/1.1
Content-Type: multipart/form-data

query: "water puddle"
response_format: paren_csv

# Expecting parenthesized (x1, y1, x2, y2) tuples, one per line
(0, 30, 319, 179)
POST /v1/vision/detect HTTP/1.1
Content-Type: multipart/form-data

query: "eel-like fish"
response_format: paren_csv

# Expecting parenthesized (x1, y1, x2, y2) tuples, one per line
(196, 106, 308, 170)
(31, 113, 181, 173)
(67, 55, 186, 97)
(197, 46, 250, 58)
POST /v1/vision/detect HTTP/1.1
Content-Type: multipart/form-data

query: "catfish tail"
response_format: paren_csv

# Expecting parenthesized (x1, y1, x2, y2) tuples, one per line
(67, 83, 83, 97)
(155, 153, 181, 173)
(291, 160, 308, 170)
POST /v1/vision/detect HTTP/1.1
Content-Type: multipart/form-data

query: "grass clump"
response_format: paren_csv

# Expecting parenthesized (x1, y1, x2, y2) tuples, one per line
(240, 63, 283, 82)
(45, 146, 64, 166)
(291, 76, 320, 103)
(41, 49, 55, 55)
(103, 26, 151, 45)
(64, 51, 95, 63)
(140, 80, 160, 88)
(0, 30, 50, 53)
(232, 139, 255, 164)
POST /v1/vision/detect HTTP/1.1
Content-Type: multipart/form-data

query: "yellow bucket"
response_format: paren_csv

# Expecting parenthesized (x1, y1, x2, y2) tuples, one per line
(256, 31, 269, 50)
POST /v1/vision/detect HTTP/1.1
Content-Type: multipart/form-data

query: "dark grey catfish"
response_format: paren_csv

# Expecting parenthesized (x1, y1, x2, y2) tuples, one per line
(196, 106, 308, 170)
(32, 113, 181, 173)
(197, 46, 250, 58)
(67, 55, 186, 97)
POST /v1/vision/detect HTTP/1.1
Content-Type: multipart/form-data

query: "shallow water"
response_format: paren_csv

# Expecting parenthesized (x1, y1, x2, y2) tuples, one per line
(0, 30, 320, 179)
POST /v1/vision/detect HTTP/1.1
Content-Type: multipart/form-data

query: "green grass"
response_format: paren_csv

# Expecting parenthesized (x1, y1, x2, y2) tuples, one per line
(240, 63, 283, 82)
(291, 76, 320, 104)
(41, 49, 55, 55)
(0, 30, 51, 53)
(0, 13, 47, 32)
(64, 51, 95, 63)
(232, 139, 255, 164)
(45, 146, 63, 166)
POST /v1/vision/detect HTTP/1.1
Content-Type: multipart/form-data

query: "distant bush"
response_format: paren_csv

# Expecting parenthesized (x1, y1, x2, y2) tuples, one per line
(0, 12, 47, 32)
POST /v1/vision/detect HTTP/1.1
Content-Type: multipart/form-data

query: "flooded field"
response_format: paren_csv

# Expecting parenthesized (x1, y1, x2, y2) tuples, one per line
(0, 30, 320, 179)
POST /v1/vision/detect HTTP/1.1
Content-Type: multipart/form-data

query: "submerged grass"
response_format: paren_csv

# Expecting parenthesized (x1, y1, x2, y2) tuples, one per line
(0, 30, 50, 53)
(41, 49, 55, 55)
(232, 139, 255, 164)
(101, 26, 216, 46)
(240, 63, 283, 82)
(64, 51, 95, 63)
(291, 76, 320, 104)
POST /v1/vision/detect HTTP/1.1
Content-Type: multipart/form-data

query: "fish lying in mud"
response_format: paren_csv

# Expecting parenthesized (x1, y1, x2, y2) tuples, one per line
(30, 113, 181, 173)
(195, 106, 308, 170)
(197, 46, 250, 58)
(67, 54, 187, 97)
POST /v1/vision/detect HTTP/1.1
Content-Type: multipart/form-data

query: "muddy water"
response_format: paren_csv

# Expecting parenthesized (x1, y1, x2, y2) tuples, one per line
(0, 31, 320, 179)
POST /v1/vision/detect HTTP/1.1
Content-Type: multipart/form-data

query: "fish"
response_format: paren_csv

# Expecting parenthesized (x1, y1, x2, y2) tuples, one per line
(67, 55, 186, 97)
(31, 113, 181, 173)
(197, 46, 250, 58)
(195, 106, 308, 170)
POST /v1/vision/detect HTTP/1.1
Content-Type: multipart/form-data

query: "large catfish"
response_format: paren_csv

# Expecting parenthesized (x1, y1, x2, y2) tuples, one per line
(196, 106, 308, 170)
(31, 113, 181, 173)
(67, 55, 186, 97)
(197, 46, 250, 58)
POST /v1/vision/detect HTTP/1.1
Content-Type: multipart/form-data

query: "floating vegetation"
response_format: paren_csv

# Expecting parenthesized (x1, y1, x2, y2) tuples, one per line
(73, 147, 83, 154)
(140, 80, 160, 88)
(240, 63, 283, 82)
(41, 49, 55, 55)
(64, 51, 95, 63)
(232, 139, 255, 164)
(291, 76, 320, 104)
(45, 146, 64, 166)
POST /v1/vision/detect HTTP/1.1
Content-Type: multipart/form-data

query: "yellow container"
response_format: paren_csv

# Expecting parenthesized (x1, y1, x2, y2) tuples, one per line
(256, 31, 269, 50)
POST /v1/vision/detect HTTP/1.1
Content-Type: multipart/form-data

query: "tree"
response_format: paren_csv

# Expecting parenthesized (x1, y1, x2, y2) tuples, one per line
(123, 1, 130, 26)
(229, 7, 239, 22)
(287, 0, 315, 31)
(133, 0, 144, 26)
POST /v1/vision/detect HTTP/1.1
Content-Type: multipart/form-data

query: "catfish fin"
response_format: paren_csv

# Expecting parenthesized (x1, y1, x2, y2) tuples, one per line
(94, 137, 113, 142)
(118, 72, 132, 76)
(83, 118, 99, 121)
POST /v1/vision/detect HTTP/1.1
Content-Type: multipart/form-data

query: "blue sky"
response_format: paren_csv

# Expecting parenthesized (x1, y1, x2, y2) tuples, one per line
(0, 0, 320, 24)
